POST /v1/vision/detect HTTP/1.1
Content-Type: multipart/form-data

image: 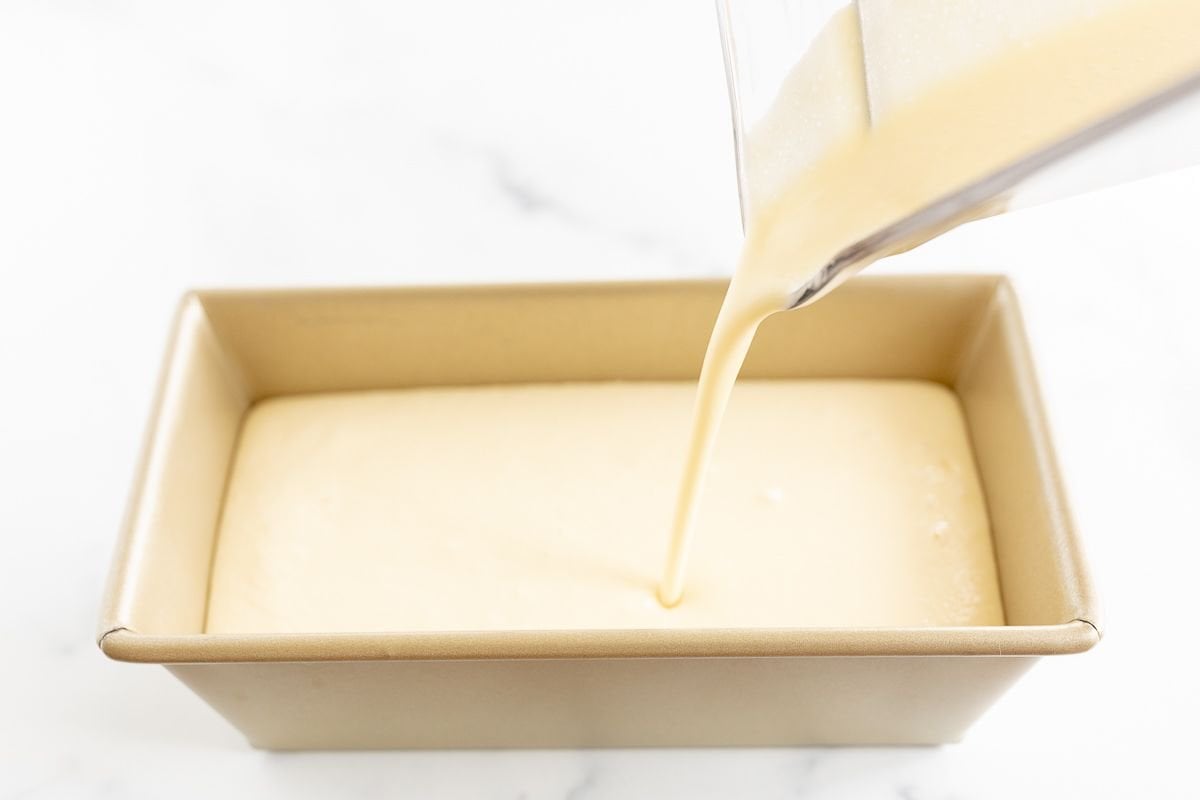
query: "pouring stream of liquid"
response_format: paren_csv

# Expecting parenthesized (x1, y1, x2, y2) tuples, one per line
(658, 0, 1200, 607)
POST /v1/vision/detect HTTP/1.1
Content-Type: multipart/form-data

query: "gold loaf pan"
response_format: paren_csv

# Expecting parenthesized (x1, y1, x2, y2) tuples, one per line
(98, 275, 1099, 748)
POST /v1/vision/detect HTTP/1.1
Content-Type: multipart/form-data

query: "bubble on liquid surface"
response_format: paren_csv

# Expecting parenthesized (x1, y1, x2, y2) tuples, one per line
(760, 487, 784, 505)
(931, 519, 950, 540)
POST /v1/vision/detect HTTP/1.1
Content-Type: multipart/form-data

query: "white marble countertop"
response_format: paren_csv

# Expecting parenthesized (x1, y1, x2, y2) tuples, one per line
(2, 2, 1198, 797)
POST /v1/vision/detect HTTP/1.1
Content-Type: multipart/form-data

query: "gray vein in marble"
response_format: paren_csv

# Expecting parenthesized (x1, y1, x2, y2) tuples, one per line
(791, 751, 822, 795)
(561, 767, 598, 800)
(897, 785, 965, 800)
(494, 161, 556, 215)
(436, 133, 729, 278)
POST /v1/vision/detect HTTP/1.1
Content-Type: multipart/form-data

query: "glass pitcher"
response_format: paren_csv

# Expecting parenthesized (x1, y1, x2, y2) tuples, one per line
(715, 0, 1200, 304)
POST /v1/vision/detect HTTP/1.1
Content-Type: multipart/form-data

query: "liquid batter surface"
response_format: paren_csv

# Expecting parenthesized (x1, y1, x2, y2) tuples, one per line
(205, 380, 1003, 634)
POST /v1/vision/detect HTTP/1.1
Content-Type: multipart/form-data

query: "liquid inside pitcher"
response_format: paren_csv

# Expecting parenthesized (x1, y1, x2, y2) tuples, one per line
(717, 0, 1200, 235)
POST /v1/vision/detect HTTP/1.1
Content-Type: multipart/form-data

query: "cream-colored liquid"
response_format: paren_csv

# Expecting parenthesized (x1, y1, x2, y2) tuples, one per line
(658, 0, 1200, 606)
(206, 380, 1002, 633)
